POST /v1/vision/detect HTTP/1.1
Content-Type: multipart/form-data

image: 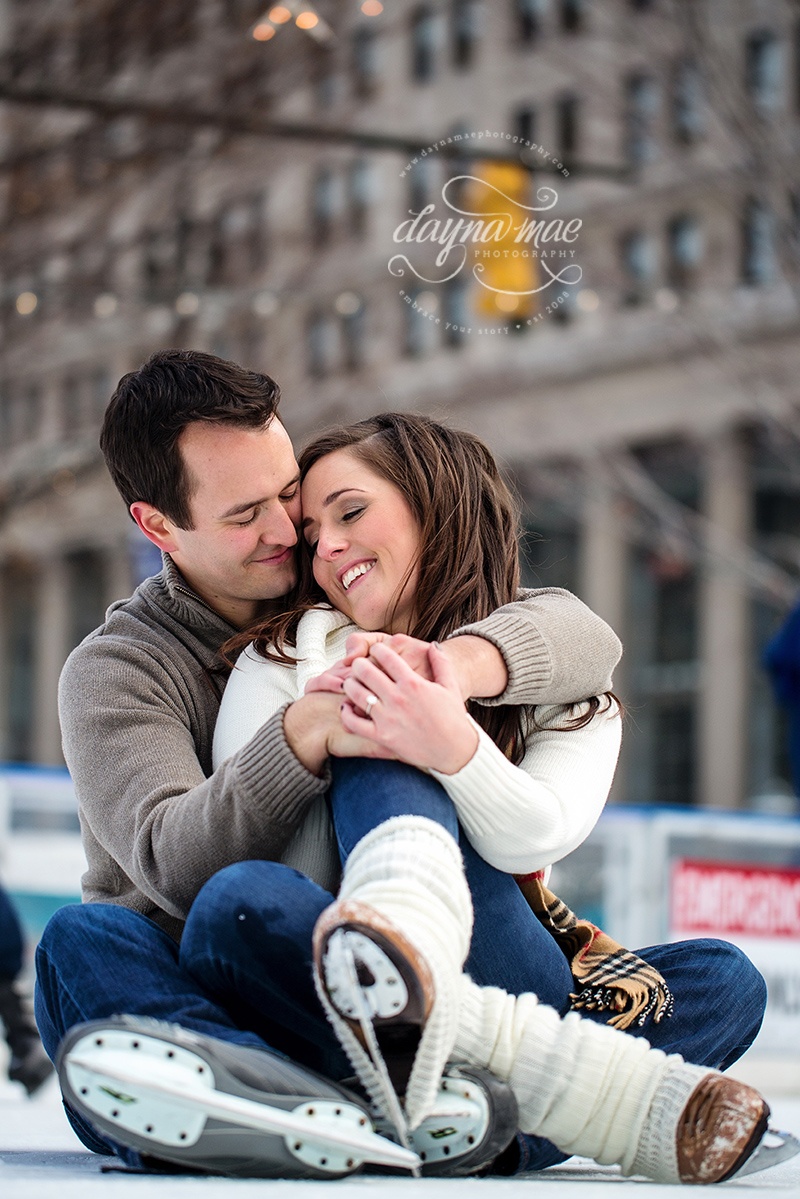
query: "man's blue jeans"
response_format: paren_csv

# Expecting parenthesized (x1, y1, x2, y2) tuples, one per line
(35, 760, 767, 1173)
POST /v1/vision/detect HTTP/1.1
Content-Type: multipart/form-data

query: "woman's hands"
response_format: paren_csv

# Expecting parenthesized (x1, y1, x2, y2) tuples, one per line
(331, 641, 479, 774)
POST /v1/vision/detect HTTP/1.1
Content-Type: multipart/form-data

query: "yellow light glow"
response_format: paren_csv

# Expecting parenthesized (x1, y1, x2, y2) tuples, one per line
(296, 11, 319, 30)
(252, 21, 276, 40)
(495, 293, 520, 313)
(15, 291, 38, 315)
(269, 5, 292, 22)
(361, 1, 384, 14)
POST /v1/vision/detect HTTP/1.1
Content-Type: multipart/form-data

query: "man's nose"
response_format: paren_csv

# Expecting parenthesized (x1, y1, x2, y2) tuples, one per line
(260, 503, 298, 547)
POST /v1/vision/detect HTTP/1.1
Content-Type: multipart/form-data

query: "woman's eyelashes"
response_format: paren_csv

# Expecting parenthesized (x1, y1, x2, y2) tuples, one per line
(304, 506, 366, 555)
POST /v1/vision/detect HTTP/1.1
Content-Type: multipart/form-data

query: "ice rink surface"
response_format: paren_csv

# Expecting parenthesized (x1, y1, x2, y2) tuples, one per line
(2, 1069, 799, 1199)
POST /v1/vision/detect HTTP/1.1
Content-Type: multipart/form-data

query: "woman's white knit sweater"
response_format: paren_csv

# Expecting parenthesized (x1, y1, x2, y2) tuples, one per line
(213, 607, 621, 891)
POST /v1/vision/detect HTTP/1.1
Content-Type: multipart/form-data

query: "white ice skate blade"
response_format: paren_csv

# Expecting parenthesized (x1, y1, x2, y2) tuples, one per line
(732, 1127, 800, 1179)
(64, 1034, 419, 1171)
(324, 928, 409, 1020)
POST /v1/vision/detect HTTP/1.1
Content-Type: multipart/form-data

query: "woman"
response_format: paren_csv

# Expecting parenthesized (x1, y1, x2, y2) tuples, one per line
(213, 413, 770, 1182)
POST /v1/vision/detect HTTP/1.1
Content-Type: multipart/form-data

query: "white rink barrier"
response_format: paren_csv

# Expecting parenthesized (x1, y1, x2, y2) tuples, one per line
(549, 806, 800, 1057)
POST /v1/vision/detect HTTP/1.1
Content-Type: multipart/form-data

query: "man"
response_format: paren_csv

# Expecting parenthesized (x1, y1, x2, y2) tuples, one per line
(34, 349, 637, 1176)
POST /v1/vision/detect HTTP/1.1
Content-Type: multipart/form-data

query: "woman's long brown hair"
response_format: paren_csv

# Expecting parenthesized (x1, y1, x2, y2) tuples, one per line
(224, 413, 611, 764)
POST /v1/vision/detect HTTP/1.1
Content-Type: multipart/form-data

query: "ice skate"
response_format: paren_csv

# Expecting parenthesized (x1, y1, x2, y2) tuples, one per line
(313, 815, 473, 1132)
(453, 976, 795, 1185)
(57, 1016, 418, 1178)
(373, 1063, 518, 1176)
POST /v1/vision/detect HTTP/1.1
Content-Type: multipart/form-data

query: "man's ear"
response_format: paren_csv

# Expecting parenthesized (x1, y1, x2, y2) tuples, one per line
(130, 502, 181, 553)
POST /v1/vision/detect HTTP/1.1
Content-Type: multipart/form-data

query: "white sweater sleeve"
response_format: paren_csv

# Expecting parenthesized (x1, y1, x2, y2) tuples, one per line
(212, 646, 300, 769)
(429, 700, 621, 875)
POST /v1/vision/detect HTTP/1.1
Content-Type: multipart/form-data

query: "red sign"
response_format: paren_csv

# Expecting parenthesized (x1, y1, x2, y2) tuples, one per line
(671, 860, 800, 940)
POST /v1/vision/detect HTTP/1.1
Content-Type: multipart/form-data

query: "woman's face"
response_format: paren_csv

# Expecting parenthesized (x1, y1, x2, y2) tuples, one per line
(301, 448, 421, 634)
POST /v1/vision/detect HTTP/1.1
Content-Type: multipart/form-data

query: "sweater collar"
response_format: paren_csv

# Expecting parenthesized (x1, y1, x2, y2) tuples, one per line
(151, 553, 239, 640)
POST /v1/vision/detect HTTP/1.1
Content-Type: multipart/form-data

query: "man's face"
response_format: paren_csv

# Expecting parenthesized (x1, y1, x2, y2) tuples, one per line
(166, 419, 301, 627)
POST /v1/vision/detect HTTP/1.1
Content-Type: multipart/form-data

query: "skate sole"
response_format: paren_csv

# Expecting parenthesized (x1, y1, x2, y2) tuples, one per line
(314, 899, 434, 1097)
(57, 1019, 418, 1177)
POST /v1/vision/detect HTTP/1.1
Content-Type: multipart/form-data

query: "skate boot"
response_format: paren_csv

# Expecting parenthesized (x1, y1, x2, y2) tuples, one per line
(57, 1016, 419, 1178)
(453, 976, 796, 1184)
(376, 1063, 518, 1176)
(312, 816, 473, 1131)
(0, 979, 54, 1096)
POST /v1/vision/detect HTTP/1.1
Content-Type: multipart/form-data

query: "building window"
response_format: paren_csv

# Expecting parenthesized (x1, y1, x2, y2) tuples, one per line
(3, 382, 41, 448)
(671, 57, 705, 143)
(353, 27, 380, 98)
(624, 73, 659, 165)
(206, 199, 265, 287)
(143, 229, 174, 302)
(745, 29, 783, 114)
(620, 229, 657, 305)
(408, 154, 438, 215)
(312, 168, 338, 246)
(514, 0, 545, 44)
(411, 6, 438, 82)
(4, 563, 36, 762)
(348, 159, 373, 238)
(92, 368, 112, 421)
(515, 106, 537, 146)
(666, 214, 703, 291)
(626, 443, 701, 807)
(67, 549, 107, 649)
(555, 93, 580, 160)
(452, 0, 481, 69)
(790, 189, 800, 249)
(308, 310, 338, 378)
(341, 299, 367, 371)
(443, 278, 470, 347)
(403, 288, 440, 356)
(520, 493, 580, 594)
(560, 0, 585, 33)
(742, 198, 776, 285)
(315, 51, 341, 109)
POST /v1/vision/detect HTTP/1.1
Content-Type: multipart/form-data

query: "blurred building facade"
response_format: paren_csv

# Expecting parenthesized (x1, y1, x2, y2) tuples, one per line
(0, 0, 799, 810)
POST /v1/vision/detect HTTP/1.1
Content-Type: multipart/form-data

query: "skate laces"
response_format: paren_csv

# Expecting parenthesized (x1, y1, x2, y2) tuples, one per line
(340, 934, 421, 1178)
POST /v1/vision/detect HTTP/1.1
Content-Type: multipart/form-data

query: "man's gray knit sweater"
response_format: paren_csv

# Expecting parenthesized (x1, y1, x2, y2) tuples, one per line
(59, 556, 621, 943)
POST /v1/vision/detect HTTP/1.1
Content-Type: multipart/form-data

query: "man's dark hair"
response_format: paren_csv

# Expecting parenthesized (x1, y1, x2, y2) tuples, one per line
(100, 349, 282, 529)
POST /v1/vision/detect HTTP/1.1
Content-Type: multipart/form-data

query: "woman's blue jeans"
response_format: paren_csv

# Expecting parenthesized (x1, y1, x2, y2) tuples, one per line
(35, 760, 767, 1173)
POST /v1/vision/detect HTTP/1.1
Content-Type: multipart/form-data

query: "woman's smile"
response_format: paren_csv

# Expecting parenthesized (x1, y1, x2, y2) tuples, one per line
(301, 449, 421, 634)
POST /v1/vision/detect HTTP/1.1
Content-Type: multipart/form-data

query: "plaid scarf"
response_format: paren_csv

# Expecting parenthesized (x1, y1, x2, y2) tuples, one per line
(514, 870, 674, 1030)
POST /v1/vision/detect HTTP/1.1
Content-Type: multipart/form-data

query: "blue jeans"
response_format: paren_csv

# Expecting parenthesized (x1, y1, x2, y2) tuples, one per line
(35, 760, 767, 1173)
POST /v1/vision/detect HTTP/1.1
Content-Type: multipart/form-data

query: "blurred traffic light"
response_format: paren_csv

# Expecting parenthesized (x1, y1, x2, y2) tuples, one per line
(465, 161, 537, 323)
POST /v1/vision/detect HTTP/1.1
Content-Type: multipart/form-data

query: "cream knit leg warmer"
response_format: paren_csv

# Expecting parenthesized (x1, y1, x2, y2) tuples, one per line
(314, 816, 473, 1129)
(453, 976, 711, 1182)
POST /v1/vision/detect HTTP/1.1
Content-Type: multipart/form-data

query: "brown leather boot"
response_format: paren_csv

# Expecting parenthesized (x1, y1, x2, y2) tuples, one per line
(676, 1074, 769, 1184)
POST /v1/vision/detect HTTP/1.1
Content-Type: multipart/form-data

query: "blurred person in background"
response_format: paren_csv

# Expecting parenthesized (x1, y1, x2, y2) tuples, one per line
(0, 882, 53, 1095)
